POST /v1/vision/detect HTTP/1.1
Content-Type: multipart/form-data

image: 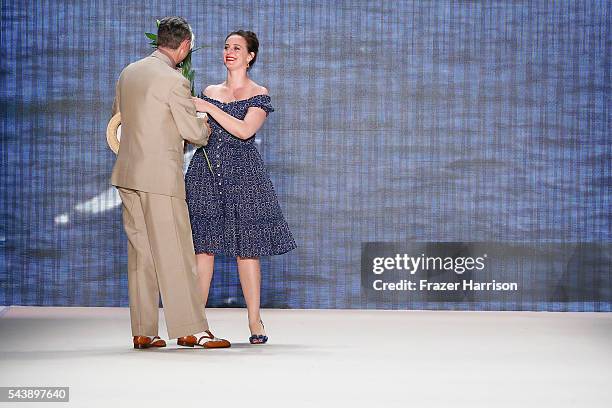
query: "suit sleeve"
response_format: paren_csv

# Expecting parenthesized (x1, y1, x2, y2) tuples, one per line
(111, 78, 120, 117)
(168, 77, 210, 147)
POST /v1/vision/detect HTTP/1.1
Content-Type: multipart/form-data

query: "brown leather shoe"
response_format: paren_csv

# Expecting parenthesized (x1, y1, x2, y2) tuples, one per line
(133, 335, 166, 349)
(177, 335, 198, 347)
(177, 330, 231, 349)
(133, 336, 152, 349)
(149, 336, 166, 348)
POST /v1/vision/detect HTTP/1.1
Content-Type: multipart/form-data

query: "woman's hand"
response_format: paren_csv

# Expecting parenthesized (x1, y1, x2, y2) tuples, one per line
(192, 97, 210, 113)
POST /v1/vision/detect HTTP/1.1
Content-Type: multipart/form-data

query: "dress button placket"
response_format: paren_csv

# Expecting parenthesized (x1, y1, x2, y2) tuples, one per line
(217, 135, 222, 185)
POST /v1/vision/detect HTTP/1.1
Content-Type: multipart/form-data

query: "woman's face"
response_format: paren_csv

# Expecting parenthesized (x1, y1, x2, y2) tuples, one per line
(224, 35, 253, 71)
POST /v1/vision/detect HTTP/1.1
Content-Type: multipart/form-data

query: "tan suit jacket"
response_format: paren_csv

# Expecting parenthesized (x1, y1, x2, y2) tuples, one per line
(111, 50, 210, 198)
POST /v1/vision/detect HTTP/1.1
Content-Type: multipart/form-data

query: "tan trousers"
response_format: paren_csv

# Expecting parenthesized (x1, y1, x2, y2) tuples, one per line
(117, 187, 208, 339)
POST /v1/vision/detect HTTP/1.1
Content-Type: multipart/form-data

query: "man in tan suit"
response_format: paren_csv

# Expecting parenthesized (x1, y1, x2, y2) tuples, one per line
(111, 16, 229, 349)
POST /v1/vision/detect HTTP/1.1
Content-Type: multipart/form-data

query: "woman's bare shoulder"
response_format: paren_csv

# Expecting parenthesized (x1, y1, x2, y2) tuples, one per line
(248, 81, 269, 97)
(203, 83, 225, 98)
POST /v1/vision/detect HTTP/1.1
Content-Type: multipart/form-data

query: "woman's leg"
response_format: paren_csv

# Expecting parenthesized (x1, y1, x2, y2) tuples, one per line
(237, 256, 265, 335)
(196, 253, 215, 306)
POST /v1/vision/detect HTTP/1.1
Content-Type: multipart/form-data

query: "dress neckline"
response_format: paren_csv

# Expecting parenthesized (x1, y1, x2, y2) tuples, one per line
(202, 94, 269, 105)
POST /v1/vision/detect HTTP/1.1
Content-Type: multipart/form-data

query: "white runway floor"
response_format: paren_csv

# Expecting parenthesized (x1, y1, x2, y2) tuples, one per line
(0, 306, 610, 407)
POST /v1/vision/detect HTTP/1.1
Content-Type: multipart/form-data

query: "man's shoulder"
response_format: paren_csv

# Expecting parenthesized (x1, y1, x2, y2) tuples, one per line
(125, 54, 168, 72)
(122, 55, 151, 71)
(119, 57, 147, 79)
(122, 55, 182, 85)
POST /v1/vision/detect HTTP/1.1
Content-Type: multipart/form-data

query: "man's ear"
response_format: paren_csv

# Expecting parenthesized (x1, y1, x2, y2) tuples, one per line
(176, 38, 191, 63)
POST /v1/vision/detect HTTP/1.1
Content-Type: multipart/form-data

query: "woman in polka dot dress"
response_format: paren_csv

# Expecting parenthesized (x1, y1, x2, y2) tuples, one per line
(187, 30, 296, 344)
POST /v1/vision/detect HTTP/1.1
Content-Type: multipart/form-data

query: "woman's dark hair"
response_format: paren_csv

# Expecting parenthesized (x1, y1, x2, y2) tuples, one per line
(157, 16, 191, 49)
(225, 30, 259, 70)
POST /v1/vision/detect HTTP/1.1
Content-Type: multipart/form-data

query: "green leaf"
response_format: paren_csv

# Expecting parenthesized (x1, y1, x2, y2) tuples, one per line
(145, 32, 157, 41)
(156, 19, 160, 27)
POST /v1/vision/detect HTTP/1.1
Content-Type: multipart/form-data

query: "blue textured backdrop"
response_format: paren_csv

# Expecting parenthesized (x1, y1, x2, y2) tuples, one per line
(1, 1, 610, 310)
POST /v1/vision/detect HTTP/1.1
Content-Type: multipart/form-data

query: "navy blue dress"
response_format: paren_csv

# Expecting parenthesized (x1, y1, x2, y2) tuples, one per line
(185, 94, 297, 257)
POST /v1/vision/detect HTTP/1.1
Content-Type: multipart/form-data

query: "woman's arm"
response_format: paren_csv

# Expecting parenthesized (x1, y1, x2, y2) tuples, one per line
(192, 89, 269, 140)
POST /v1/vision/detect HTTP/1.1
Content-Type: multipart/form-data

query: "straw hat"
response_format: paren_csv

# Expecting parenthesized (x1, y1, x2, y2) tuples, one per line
(106, 113, 121, 154)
